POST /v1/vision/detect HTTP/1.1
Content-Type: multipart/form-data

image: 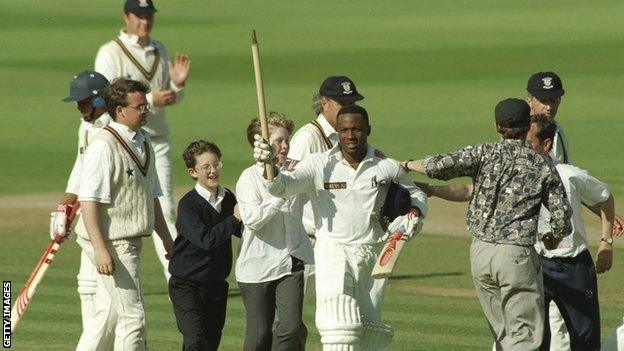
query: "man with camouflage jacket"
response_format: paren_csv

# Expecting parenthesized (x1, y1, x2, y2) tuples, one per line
(402, 98, 572, 351)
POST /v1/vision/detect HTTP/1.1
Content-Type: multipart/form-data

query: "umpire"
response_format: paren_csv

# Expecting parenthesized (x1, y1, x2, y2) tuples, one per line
(402, 98, 572, 351)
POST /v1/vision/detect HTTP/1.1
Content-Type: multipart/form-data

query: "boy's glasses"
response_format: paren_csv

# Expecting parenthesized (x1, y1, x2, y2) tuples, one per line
(200, 162, 223, 172)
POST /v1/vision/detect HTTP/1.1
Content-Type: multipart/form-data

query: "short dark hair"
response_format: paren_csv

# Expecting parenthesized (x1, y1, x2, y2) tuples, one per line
(104, 78, 150, 119)
(497, 125, 530, 139)
(530, 115, 557, 143)
(182, 140, 222, 168)
(337, 104, 369, 125)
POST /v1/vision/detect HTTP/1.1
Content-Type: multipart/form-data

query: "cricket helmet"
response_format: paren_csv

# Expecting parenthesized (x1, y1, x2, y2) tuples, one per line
(62, 71, 109, 107)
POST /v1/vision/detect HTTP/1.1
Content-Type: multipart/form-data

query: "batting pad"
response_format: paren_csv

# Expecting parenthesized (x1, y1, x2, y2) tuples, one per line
(361, 323, 394, 351)
(316, 294, 363, 350)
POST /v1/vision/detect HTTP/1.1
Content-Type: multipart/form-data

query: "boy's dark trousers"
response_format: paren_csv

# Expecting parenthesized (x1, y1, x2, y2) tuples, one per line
(539, 250, 601, 351)
(169, 276, 229, 351)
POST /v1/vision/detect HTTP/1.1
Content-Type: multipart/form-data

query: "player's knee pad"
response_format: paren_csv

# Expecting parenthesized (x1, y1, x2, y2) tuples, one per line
(76, 273, 97, 298)
(360, 323, 393, 351)
(316, 294, 362, 350)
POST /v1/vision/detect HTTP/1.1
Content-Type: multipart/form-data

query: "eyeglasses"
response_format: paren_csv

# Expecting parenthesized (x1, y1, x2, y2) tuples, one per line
(200, 162, 223, 172)
(125, 103, 150, 114)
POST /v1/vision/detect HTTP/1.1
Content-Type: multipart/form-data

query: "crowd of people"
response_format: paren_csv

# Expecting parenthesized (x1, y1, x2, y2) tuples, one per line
(49, 0, 624, 350)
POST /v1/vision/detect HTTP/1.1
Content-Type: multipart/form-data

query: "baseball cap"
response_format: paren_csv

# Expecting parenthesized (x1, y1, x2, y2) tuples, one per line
(526, 71, 565, 100)
(494, 98, 531, 128)
(62, 71, 110, 102)
(124, 0, 157, 14)
(319, 76, 364, 103)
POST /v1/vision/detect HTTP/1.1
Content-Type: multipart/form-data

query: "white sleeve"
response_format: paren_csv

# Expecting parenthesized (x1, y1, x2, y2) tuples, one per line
(236, 170, 285, 231)
(78, 140, 112, 203)
(65, 151, 82, 194)
(94, 45, 118, 82)
(65, 125, 85, 194)
(267, 157, 316, 199)
(575, 170, 610, 207)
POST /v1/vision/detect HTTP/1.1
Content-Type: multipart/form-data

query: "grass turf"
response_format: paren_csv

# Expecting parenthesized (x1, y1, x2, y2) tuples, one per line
(1, 0, 624, 349)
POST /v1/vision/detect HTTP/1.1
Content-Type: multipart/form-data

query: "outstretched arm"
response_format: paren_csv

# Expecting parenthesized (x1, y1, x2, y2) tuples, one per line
(415, 181, 474, 202)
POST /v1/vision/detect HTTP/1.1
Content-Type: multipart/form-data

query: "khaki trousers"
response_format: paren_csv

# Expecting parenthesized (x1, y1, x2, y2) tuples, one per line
(470, 238, 544, 351)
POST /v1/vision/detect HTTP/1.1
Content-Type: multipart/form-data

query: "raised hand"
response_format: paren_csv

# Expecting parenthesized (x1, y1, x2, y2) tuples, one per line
(253, 134, 274, 163)
(168, 53, 191, 87)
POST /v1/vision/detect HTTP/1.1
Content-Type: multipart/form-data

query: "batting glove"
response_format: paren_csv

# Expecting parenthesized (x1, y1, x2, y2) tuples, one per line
(49, 203, 72, 241)
(385, 208, 422, 241)
(253, 134, 275, 163)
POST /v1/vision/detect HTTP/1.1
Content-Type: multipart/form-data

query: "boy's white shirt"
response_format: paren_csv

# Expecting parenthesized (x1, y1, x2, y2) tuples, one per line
(235, 164, 314, 283)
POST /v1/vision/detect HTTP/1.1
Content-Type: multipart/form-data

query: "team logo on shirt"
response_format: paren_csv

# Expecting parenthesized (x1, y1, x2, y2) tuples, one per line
(341, 82, 353, 95)
(324, 182, 347, 190)
(126, 168, 135, 177)
(371, 175, 388, 187)
(542, 77, 554, 89)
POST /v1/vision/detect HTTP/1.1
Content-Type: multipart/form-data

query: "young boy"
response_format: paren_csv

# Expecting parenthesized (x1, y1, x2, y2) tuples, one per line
(236, 113, 314, 351)
(168, 140, 242, 350)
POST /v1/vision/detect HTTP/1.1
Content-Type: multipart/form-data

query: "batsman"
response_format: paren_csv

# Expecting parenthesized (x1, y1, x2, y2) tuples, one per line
(56, 71, 116, 341)
(253, 104, 427, 350)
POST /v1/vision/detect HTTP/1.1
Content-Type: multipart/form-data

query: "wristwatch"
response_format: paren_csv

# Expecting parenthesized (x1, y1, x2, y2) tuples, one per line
(601, 237, 614, 245)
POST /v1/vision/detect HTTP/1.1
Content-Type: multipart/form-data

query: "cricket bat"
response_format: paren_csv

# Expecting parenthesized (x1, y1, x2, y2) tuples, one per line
(10, 203, 80, 331)
(371, 227, 410, 279)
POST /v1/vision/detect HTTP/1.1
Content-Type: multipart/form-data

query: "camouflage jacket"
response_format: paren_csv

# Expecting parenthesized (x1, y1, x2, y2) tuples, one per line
(423, 139, 572, 246)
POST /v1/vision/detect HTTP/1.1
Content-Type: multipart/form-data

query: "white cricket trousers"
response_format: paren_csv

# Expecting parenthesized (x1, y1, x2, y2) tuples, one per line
(150, 136, 178, 281)
(76, 237, 148, 351)
(77, 249, 116, 350)
(314, 237, 388, 324)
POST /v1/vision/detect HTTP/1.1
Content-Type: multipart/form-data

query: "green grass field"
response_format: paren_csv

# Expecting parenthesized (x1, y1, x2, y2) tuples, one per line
(1, 0, 623, 349)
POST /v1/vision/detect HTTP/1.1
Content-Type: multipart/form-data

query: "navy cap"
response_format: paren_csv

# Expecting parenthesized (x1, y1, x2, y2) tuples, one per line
(527, 71, 565, 100)
(62, 71, 110, 102)
(319, 76, 364, 103)
(124, 0, 157, 14)
(495, 98, 531, 128)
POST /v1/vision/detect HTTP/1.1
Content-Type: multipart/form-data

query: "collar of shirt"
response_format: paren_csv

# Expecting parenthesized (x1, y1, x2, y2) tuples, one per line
(328, 143, 376, 168)
(108, 121, 146, 145)
(118, 29, 156, 51)
(195, 182, 225, 211)
(317, 113, 337, 139)
(82, 112, 112, 132)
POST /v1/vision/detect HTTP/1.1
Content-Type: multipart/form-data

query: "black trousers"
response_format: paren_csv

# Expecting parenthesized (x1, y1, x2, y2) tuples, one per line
(238, 258, 306, 351)
(539, 250, 600, 351)
(169, 276, 229, 351)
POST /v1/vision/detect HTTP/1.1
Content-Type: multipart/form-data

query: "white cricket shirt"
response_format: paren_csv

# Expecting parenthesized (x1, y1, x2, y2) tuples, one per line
(95, 30, 185, 137)
(79, 121, 162, 203)
(235, 164, 314, 283)
(65, 113, 112, 194)
(287, 114, 339, 234)
(267, 144, 428, 245)
(535, 162, 610, 258)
